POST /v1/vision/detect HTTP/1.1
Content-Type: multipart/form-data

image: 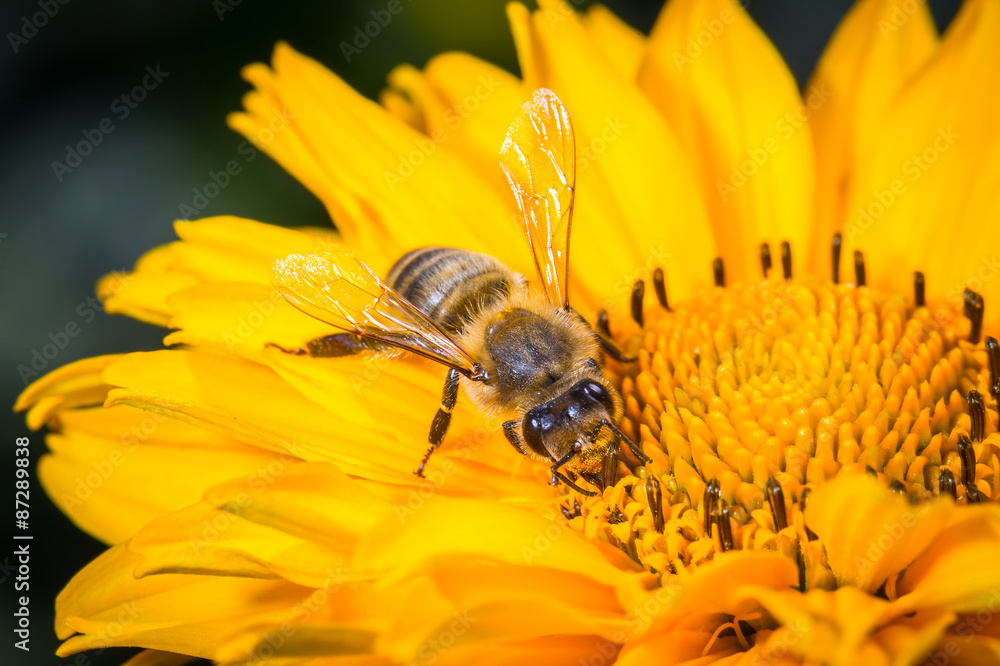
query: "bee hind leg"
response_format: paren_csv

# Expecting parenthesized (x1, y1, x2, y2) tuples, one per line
(415, 368, 461, 478)
(266, 333, 375, 357)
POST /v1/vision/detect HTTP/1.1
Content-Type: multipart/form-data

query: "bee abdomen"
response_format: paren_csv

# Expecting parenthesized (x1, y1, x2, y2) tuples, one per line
(387, 247, 517, 333)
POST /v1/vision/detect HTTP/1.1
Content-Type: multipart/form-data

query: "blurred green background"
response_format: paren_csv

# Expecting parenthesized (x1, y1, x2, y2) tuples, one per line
(0, 1, 961, 664)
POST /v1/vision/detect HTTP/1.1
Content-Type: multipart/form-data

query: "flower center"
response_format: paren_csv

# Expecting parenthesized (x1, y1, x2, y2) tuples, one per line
(566, 243, 998, 588)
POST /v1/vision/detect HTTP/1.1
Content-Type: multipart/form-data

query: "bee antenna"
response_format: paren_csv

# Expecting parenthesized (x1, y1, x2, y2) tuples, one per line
(600, 419, 651, 465)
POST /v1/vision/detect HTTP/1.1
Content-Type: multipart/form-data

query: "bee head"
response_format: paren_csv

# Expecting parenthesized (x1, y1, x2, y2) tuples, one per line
(522, 378, 620, 477)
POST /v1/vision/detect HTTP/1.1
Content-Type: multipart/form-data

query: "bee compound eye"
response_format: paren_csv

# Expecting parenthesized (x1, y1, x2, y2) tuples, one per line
(581, 380, 614, 413)
(522, 406, 552, 459)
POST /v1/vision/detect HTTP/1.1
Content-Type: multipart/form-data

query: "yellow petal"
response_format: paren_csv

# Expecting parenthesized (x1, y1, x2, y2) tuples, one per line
(638, 0, 814, 283)
(806, 0, 938, 271)
(805, 473, 950, 592)
(749, 585, 955, 666)
(229, 43, 527, 272)
(898, 503, 1000, 613)
(39, 405, 282, 544)
(15, 354, 121, 429)
(507, 0, 715, 308)
(581, 5, 645, 81)
(357, 496, 636, 589)
(55, 543, 315, 658)
(383, 53, 525, 184)
(842, 0, 1000, 327)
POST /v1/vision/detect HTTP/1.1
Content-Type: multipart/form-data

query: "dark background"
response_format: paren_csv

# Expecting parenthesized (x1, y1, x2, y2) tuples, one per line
(0, 1, 962, 664)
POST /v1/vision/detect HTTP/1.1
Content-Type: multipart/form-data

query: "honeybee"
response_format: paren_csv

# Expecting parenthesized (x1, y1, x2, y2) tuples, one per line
(269, 88, 649, 496)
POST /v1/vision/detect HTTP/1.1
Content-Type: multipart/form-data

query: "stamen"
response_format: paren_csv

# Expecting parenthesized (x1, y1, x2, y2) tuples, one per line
(713, 257, 725, 288)
(631, 279, 645, 327)
(913, 271, 925, 307)
(957, 434, 976, 490)
(854, 250, 866, 287)
(969, 390, 986, 442)
(652, 267, 671, 311)
(596, 309, 611, 338)
(780, 241, 792, 281)
(760, 243, 772, 279)
(765, 478, 787, 531)
(716, 505, 734, 552)
(831, 232, 842, 284)
(889, 480, 907, 498)
(987, 336, 1000, 412)
(646, 476, 665, 532)
(963, 288, 984, 344)
(939, 468, 957, 501)
(800, 488, 818, 540)
(703, 479, 720, 535)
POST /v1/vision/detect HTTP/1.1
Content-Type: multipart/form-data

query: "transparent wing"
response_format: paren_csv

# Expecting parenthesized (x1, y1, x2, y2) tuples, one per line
(272, 253, 484, 379)
(498, 88, 576, 310)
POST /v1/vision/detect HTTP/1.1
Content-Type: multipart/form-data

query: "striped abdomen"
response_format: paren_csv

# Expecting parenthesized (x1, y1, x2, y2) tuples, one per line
(387, 247, 520, 333)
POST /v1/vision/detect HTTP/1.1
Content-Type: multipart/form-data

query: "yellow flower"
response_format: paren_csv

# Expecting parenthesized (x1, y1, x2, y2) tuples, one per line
(15, 0, 1000, 664)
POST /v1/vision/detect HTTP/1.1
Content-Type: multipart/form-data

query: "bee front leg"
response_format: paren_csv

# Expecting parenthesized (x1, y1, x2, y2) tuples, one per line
(415, 368, 461, 478)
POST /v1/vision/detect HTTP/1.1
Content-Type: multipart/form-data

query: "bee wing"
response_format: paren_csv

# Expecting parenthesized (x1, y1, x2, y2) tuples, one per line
(499, 88, 576, 310)
(272, 253, 483, 378)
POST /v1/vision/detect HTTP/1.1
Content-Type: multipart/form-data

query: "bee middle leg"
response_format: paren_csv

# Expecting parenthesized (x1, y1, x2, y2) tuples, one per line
(266, 332, 376, 357)
(415, 368, 461, 478)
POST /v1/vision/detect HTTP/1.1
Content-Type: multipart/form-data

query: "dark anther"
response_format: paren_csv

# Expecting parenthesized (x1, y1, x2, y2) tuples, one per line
(969, 390, 986, 442)
(800, 488, 819, 540)
(652, 267, 671, 311)
(631, 279, 645, 328)
(967, 485, 984, 504)
(716, 505, 734, 552)
(939, 468, 957, 501)
(913, 272, 926, 307)
(596, 309, 611, 338)
(987, 337, 1000, 403)
(832, 232, 842, 284)
(963, 288, 984, 344)
(780, 241, 792, 281)
(703, 479, 721, 535)
(646, 476, 665, 533)
(796, 544, 807, 592)
(561, 504, 574, 520)
(889, 480, 907, 497)
(713, 257, 725, 287)
(957, 434, 977, 490)
(765, 478, 787, 531)
(854, 250, 866, 287)
(760, 243, 772, 278)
